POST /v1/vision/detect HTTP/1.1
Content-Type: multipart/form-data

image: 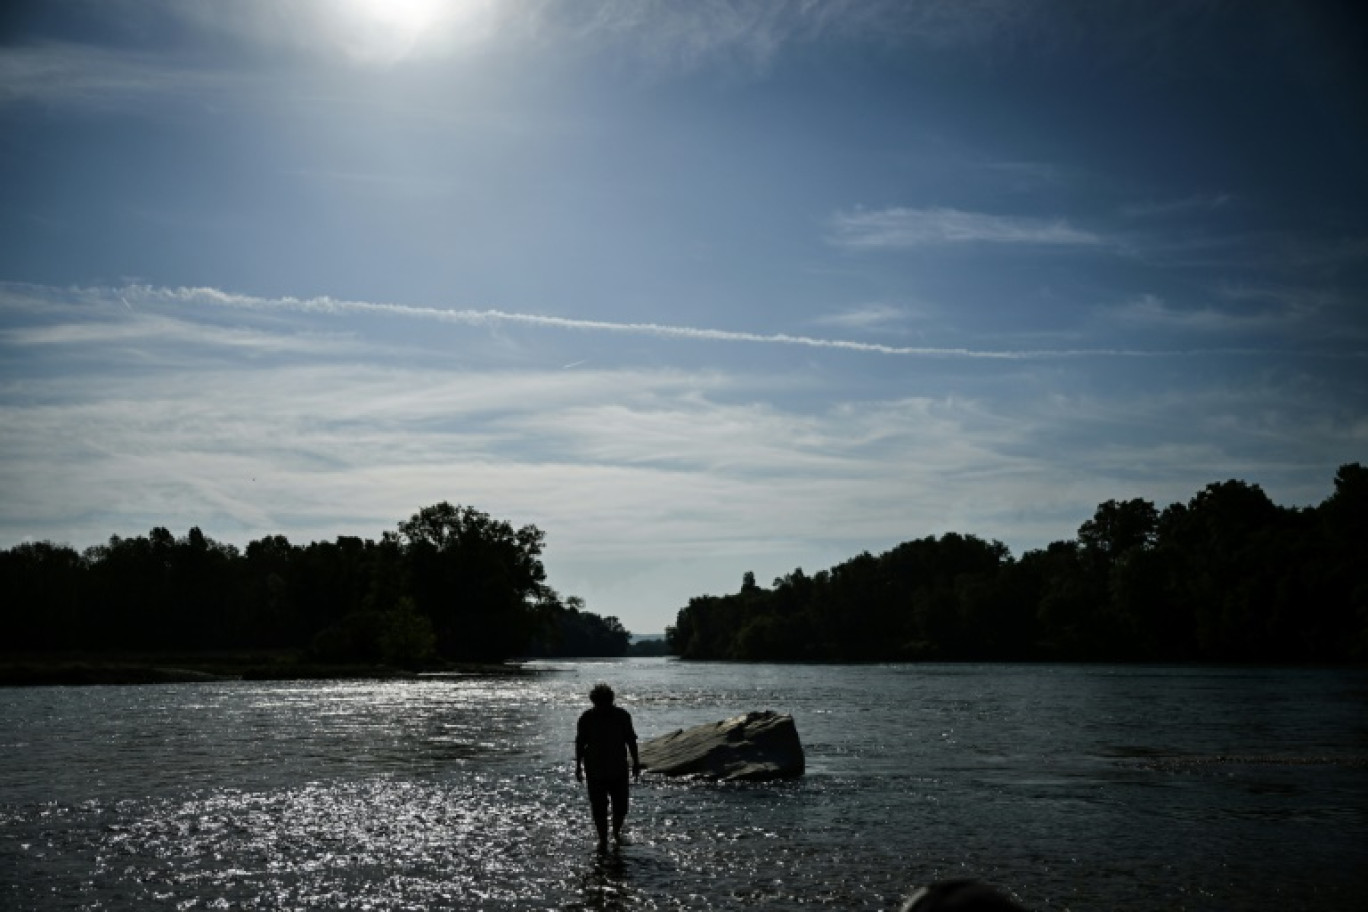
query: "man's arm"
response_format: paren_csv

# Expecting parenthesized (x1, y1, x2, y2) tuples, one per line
(624, 710, 641, 779)
(574, 718, 586, 782)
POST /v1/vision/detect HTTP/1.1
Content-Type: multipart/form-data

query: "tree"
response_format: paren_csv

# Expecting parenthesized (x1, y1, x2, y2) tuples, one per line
(528, 597, 632, 657)
(243, 534, 299, 647)
(398, 502, 551, 661)
(5, 469, 1364, 666)
(0, 541, 85, 650)
(379, 597, 437, 669)
(1079, 499, 1158, 559)
(1163, 480, 1283, 659)
(1314, 463, 1368, 659)
(1076, 499, 1161, 657)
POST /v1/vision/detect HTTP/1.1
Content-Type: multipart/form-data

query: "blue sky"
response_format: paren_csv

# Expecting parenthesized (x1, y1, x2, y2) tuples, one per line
(2, 1, 1365, 634)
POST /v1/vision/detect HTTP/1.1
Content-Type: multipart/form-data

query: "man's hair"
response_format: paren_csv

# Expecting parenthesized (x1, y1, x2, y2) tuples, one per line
(589, 683, 614, 707)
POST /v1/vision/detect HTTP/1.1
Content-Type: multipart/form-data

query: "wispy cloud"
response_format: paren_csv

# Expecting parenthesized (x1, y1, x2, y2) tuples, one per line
(0, 42, 254, 109)
(810, 303, 914, 331)
(1216, 282, 1337, 321)
(1, 311, 358, 357)
(2, 358, 1356, 567)
(829, 206, 1106, 249)
(0, 0, 970, 92)
(0, 362, 1001, 554)
(0, 0, 1195, 101)
(542, 0, 1041, 71)
(4, 280, 1363, 629)
(1111, 290, 1327, 334)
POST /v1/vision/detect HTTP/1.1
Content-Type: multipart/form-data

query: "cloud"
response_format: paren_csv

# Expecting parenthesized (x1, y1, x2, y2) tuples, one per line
(4, 279, 1364, 629)
(829, 206, 1106, 249)
(0, 360, 1055, 562)
(1110, 290, 1329, 334)
(3, 357, 1356, 560)
(1111, 293, 1238, 331)
(0, 0, 1193, 97)
(1, 310, 358, 357)
(811, 303, 914, 331)
(0, 361, 1000, 554)
(534, 0, 1045, 71)
(0, 40, 267, 109)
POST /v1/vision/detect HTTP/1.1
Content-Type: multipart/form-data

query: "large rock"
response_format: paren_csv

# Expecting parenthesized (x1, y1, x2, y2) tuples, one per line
(639, 711, 805, 782)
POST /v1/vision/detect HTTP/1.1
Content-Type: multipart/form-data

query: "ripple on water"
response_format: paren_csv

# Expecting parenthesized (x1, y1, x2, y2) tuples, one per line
(133, 776, 599, 909)
(5, 664, 1368, 910)
(6, 773, 951, 910)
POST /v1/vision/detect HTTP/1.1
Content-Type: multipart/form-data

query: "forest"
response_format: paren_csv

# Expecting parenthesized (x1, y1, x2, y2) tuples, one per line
(1, 502, 630, 668)
(667, 464, 1368, 663)
(7, 465, 1366, 671)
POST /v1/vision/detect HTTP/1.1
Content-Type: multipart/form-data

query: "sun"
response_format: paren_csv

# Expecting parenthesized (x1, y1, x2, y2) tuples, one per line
(352, 0, 442, 36)
(338, 0, 486, 64)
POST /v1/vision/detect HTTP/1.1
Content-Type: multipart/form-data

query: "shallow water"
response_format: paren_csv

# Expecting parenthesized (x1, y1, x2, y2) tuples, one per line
(3, 661, 1366, 910)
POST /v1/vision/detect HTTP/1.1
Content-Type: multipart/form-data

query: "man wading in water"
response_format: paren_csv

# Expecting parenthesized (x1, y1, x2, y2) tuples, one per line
(575, 683, 640, 851)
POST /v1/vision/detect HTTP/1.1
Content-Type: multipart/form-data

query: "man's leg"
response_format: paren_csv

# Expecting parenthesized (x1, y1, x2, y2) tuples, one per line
(609, 776, 630, 842)
(586, 778, 610, 850)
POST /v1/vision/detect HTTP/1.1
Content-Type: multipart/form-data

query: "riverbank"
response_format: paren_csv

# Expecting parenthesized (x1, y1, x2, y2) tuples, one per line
(0, 652, 532, 686)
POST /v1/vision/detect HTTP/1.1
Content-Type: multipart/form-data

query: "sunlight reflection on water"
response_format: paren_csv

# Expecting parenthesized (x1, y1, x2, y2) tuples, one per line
(3, 661, 1367, 910)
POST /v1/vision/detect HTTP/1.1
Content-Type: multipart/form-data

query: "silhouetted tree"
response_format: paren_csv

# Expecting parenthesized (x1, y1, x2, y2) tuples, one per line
(378, 597, 437, 669)
(0, 542, 85, 649)
(398, 502, 553, 662)
(667, 466, 1367, 663)
(4, 468, 1365, 666)
(528, 596, 631, 657)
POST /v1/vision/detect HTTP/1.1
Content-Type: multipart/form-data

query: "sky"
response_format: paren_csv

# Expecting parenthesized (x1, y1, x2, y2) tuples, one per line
(2, 1, 1365, 635)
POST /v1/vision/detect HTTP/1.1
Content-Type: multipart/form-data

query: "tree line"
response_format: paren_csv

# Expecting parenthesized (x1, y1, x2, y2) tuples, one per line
(1, 502, 630, 666)
(667, 465, 1368, 663)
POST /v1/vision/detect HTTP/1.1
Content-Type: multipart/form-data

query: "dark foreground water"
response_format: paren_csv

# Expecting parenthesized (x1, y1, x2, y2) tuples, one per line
(2, 661, 1366, 910)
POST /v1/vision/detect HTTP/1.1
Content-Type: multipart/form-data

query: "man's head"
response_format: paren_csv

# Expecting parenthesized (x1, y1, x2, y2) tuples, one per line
(589, 683, 615, 707)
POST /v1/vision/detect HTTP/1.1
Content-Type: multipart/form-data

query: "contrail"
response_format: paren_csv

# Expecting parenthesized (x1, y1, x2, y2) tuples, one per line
(151, 284, 1030, 357)
(112, 284, 1339, 361)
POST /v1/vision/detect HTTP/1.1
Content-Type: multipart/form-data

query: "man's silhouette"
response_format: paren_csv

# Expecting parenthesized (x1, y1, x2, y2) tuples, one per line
(575, 683, 640, 851)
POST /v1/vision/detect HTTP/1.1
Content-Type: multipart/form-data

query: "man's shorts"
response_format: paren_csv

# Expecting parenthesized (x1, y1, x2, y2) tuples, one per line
(586, 775, 630, 819)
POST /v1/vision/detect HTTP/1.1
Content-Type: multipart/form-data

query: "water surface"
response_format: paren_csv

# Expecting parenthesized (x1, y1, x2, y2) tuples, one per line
(3, 661, 1366, 909)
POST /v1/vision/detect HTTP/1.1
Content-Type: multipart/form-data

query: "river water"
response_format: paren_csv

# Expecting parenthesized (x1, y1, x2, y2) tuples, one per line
(2, 660, 1366, 910)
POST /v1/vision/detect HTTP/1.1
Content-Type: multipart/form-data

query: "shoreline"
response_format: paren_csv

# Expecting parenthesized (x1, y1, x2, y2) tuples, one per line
(0, 653, 533, 687)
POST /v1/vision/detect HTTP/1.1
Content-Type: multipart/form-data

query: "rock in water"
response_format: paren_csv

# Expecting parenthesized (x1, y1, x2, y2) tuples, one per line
(638, 711, 804, 781)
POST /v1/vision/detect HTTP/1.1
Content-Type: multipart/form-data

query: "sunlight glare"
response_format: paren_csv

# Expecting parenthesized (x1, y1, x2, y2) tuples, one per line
(338, 0, 491, 64)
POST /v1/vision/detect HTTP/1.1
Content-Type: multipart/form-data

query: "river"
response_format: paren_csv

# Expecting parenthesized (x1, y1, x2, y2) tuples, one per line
(2, 660, 1366, 910)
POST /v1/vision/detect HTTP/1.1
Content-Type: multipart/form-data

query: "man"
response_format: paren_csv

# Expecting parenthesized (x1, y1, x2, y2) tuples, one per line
(575, 682, 640, 851)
